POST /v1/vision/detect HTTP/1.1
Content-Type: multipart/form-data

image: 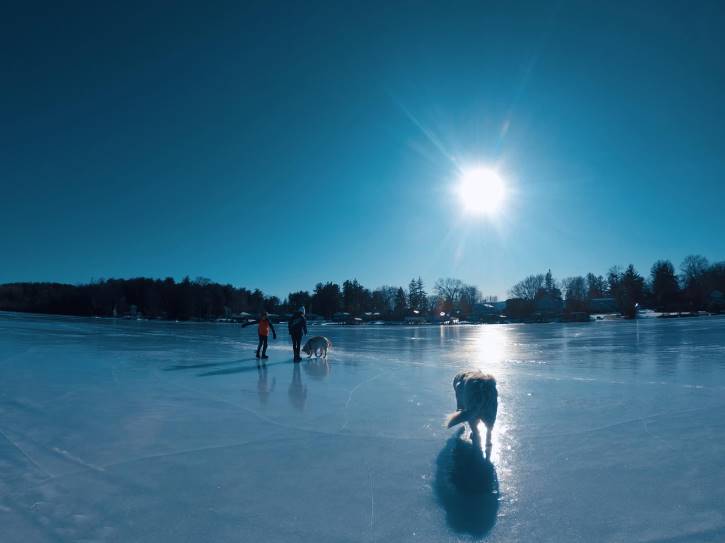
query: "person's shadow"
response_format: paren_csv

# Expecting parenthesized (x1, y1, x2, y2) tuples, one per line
(433, 428, 500, 538)
(288, 363, 307, 411)
(256, 362, 276, 405)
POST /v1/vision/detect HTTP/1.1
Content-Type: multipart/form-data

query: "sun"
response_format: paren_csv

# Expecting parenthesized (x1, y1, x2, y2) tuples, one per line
(456, 168, 506, 217)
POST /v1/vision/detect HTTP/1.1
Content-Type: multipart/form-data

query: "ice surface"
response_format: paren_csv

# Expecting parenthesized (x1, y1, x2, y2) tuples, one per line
(1, 312, 725, 542)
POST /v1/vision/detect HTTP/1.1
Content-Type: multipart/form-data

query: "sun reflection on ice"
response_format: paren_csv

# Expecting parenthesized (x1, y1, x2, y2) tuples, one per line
(463, 325, 521, 520)
(470, 325, 510, 369)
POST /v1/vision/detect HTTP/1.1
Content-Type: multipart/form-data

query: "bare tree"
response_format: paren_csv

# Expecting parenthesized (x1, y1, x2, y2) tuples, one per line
(372, 286, 399, 314)
(680, 255, 709, 288)
(586, 273, 607, 298)
(459, 284, 481, 315)
(562, 276, 587, 311)
(434, 278, 463, 312)
(680, 255, 710, 309)
(509, 274, 545, 300)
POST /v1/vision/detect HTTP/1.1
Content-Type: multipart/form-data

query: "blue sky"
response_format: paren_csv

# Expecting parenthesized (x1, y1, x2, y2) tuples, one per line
(2, 1, 724, 299)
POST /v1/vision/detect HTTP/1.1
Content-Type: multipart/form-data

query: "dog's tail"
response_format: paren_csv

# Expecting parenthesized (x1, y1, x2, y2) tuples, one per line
(446, 410, 470, 428)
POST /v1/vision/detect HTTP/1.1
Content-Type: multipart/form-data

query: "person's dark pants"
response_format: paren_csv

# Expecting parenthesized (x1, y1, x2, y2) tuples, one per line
(291, 332, 303, 360)
(256, 334, 268, 357)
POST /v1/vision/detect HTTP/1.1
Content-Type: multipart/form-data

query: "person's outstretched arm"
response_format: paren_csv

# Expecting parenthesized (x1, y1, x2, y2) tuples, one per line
(269, 321, 277, 339)
(242, 319, 259, 328)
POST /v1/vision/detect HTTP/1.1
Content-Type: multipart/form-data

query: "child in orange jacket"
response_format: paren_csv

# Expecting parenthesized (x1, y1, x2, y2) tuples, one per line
(242, 311, 277, 359)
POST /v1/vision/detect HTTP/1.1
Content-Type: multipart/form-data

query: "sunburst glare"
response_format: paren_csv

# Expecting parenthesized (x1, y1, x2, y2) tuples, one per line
(456, 167, 506, 218)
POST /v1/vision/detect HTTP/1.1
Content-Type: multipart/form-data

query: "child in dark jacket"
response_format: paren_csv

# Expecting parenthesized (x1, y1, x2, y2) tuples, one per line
(242, 311, 277, 359)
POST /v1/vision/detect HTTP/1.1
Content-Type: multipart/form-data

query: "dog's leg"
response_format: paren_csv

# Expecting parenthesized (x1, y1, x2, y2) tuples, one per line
(454, 379, 464, 411)
(485, 424, 493, 447)
(469, 419, 480, 443)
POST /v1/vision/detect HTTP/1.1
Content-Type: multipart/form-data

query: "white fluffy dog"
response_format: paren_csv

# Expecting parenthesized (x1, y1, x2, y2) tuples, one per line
(302, 336, 332, 359)
(446, 370, 498, 447)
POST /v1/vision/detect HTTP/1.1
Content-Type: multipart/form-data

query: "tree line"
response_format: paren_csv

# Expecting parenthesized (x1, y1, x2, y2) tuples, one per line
(0, 255, 722, 321)
(509, 255, 725, 318)
(0, 276, 488, 321)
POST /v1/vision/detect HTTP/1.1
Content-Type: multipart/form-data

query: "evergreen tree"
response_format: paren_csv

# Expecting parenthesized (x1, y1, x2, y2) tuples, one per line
(539, 270, 562, 302)
(408, 276, 427, 312)
(612, 265, 645, 318)
(311, 282, 342, 319)
(408, 278, 417, 310)
(650, 260, 679, 311)
(607, 266, 622, 296)
(544, 269, 555, 292)
(342, 279, 372, 315)
(288, 290, 312, 312)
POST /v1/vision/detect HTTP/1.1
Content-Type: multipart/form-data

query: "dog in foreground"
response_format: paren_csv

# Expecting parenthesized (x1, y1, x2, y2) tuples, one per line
(302, 336, 332, 359)
(447, 370, 498, 447)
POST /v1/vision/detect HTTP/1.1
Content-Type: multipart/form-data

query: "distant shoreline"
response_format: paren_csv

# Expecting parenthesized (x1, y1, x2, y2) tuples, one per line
(2, 309, 722, 327)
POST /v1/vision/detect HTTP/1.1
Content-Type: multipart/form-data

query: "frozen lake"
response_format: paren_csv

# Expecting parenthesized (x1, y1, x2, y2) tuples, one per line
(1, 312, 724, 542)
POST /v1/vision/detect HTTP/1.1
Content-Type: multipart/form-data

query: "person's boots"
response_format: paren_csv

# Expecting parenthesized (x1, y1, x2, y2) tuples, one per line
(255, 351, 260, 359)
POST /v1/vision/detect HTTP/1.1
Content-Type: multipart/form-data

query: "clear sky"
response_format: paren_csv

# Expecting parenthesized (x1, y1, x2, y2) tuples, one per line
(2, 1, 724, 299)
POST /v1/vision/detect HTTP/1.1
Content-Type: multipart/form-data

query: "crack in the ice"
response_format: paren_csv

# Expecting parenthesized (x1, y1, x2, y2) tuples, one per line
(43, 388, 84, 406)
(369, 468, 375, 532)
(51, 447, 105, 473)
(156, 365, 444, 443)
(641, 419, 676, 451)
(4, 434, 298, 499)
(516, 370, 725, 391)
(0, 427, 51, 479)
(529, 402, 725, 439)
(0, 424, 113, 480)
(110, 362, 120, 385)
(340, 370, 395, 431)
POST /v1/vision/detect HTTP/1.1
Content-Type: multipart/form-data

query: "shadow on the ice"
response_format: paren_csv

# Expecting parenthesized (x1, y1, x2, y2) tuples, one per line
(163, 357, 259, 371)
(198, 360, 289, 377)
(302, 357, 331, 380)
(434, 428, 499, 538)
(289, 363, 307, 410)
(257, 363, 276, 405)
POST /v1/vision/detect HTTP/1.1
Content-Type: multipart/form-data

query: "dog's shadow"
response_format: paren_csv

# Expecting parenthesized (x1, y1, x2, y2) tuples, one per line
(302, 358, 331, 380)
(433, 428, 500, 538)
